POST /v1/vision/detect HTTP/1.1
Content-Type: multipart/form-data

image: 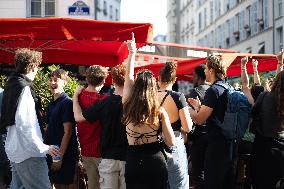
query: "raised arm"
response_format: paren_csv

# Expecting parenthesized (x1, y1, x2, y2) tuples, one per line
(122, 33, 136, 104)
(276, 50, 283, 76)
(252, 59, 261, 85)
(241, 57, 254, 105)
(241, 57, 249, 88)
(179, 94, 193, 133)
(72, 86, 85, 122)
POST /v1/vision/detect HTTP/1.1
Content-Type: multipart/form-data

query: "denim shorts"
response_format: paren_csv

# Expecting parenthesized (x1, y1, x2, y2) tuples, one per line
(167, 132, 189, 189)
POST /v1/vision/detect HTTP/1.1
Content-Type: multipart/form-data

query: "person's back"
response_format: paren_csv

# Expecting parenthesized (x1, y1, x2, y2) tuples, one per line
(158, 61, 192, 189)
(76, 65, 108, 189)
(122, 35, 175, 189)
(74, 64, 128, 189)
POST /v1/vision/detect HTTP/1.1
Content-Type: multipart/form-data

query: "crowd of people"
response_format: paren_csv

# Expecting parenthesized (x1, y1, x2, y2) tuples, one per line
(0, 33, 283, 189)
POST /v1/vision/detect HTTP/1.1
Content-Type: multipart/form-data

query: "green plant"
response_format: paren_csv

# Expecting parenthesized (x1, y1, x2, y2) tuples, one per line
(33, 65, 79, 111)
(0, 75, 7, 88)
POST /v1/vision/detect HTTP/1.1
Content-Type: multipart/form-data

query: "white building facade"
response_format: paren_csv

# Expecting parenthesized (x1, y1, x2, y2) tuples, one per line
(0, 0, 121, 21)
(167, 0, 284, 54)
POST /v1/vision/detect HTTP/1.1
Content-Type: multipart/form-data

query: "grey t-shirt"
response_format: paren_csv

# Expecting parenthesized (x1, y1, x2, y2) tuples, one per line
(254, 92, 284, 139)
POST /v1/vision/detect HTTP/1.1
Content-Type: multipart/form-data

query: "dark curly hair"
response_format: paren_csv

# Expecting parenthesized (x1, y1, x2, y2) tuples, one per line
(111, 64, 126, 87)
(159, 61, 177, 84)
(85, 65, 108, 87)
(14, 48, 42, 74)
(48, 69, 69, 81)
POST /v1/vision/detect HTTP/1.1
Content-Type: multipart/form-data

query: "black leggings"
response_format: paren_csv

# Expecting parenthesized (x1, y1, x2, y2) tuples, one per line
(125, 142, 168, 189)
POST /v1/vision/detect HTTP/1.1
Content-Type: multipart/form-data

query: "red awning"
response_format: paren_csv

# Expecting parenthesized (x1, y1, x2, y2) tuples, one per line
(222, 53, 278, 76)
(134, 53, 278, 81)
(0, 18, 153, 66)
(135, 58, 205, 81)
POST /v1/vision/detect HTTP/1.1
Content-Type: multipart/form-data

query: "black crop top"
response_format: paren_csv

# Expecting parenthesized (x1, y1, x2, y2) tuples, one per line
(159, 90, 188, 131)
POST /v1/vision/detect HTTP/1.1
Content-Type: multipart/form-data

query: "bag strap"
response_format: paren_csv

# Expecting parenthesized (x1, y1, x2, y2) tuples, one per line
(214, 82, 230, 90)
(160, 91, 170, 106)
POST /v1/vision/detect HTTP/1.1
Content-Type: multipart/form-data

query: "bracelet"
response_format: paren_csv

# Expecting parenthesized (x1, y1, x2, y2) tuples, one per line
(129, 50, 136, 53)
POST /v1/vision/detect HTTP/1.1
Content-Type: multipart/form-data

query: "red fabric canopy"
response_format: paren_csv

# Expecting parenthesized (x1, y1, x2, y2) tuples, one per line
(135, 58, 205, 81)
(134, 53, 278, 81)
(0, 18, 153, 66)
(222, 53, 278, 76)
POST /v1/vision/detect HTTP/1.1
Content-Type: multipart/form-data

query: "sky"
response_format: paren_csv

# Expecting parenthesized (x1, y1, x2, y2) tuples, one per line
(120, 0, 167, 37)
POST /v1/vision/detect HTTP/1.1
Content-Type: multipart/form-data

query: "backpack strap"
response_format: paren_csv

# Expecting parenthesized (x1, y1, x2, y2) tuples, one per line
(214, 82, 230, 90)
(160, 91, 170, 106)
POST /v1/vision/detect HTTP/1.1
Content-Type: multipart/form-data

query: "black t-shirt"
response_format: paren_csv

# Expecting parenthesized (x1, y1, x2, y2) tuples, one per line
(202, 80, 227, 138)
(82, 94, 127, 161)
(46, 93, 78, 159)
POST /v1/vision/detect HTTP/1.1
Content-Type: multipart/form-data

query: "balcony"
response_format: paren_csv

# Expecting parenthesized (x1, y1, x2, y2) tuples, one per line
(244, 24, 251, 31)
(233, 31, 240, 37)
(233, 31, 240, 41)
(257, 18, 264, 26)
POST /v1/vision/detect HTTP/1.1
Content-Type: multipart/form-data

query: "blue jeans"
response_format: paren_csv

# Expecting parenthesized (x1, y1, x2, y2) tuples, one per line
(10, 157, 51, 189)
(167, 132, 189, 189)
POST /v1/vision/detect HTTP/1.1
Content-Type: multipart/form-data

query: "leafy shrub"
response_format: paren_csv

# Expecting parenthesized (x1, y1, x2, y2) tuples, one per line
(0, 65, 79, 112)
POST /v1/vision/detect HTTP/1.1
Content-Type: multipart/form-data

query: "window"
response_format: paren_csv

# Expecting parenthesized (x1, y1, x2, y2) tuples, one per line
(210, 1, 214, 23)
(110, 5, 113, 20)
(276, 27, 283, 51)
(215, 0, 221, 17)
(251, 2, 258, 35)
(257, 0, 263, 20)
(31, 0, 41, 17)
(239, 11, 245, 40)
(45, 0, 55, 17)
(244, 6, 251, 37)
(232, 14, 240, 43)
(258, 42, 265, 54)
(97, 0, 101, 10)
(115, 9, 119, 21)
(217, 25, 222, 48)
(263, 0, 269, 28)
(31, 0, 55, 17)
(210, 30, 214, 47)
(225, 20, 230, 47)
(198, 12, 202, 32)
(103, 1, 107, 15)
(278, 0, 283, 17)
(204, 8, 207, 27)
